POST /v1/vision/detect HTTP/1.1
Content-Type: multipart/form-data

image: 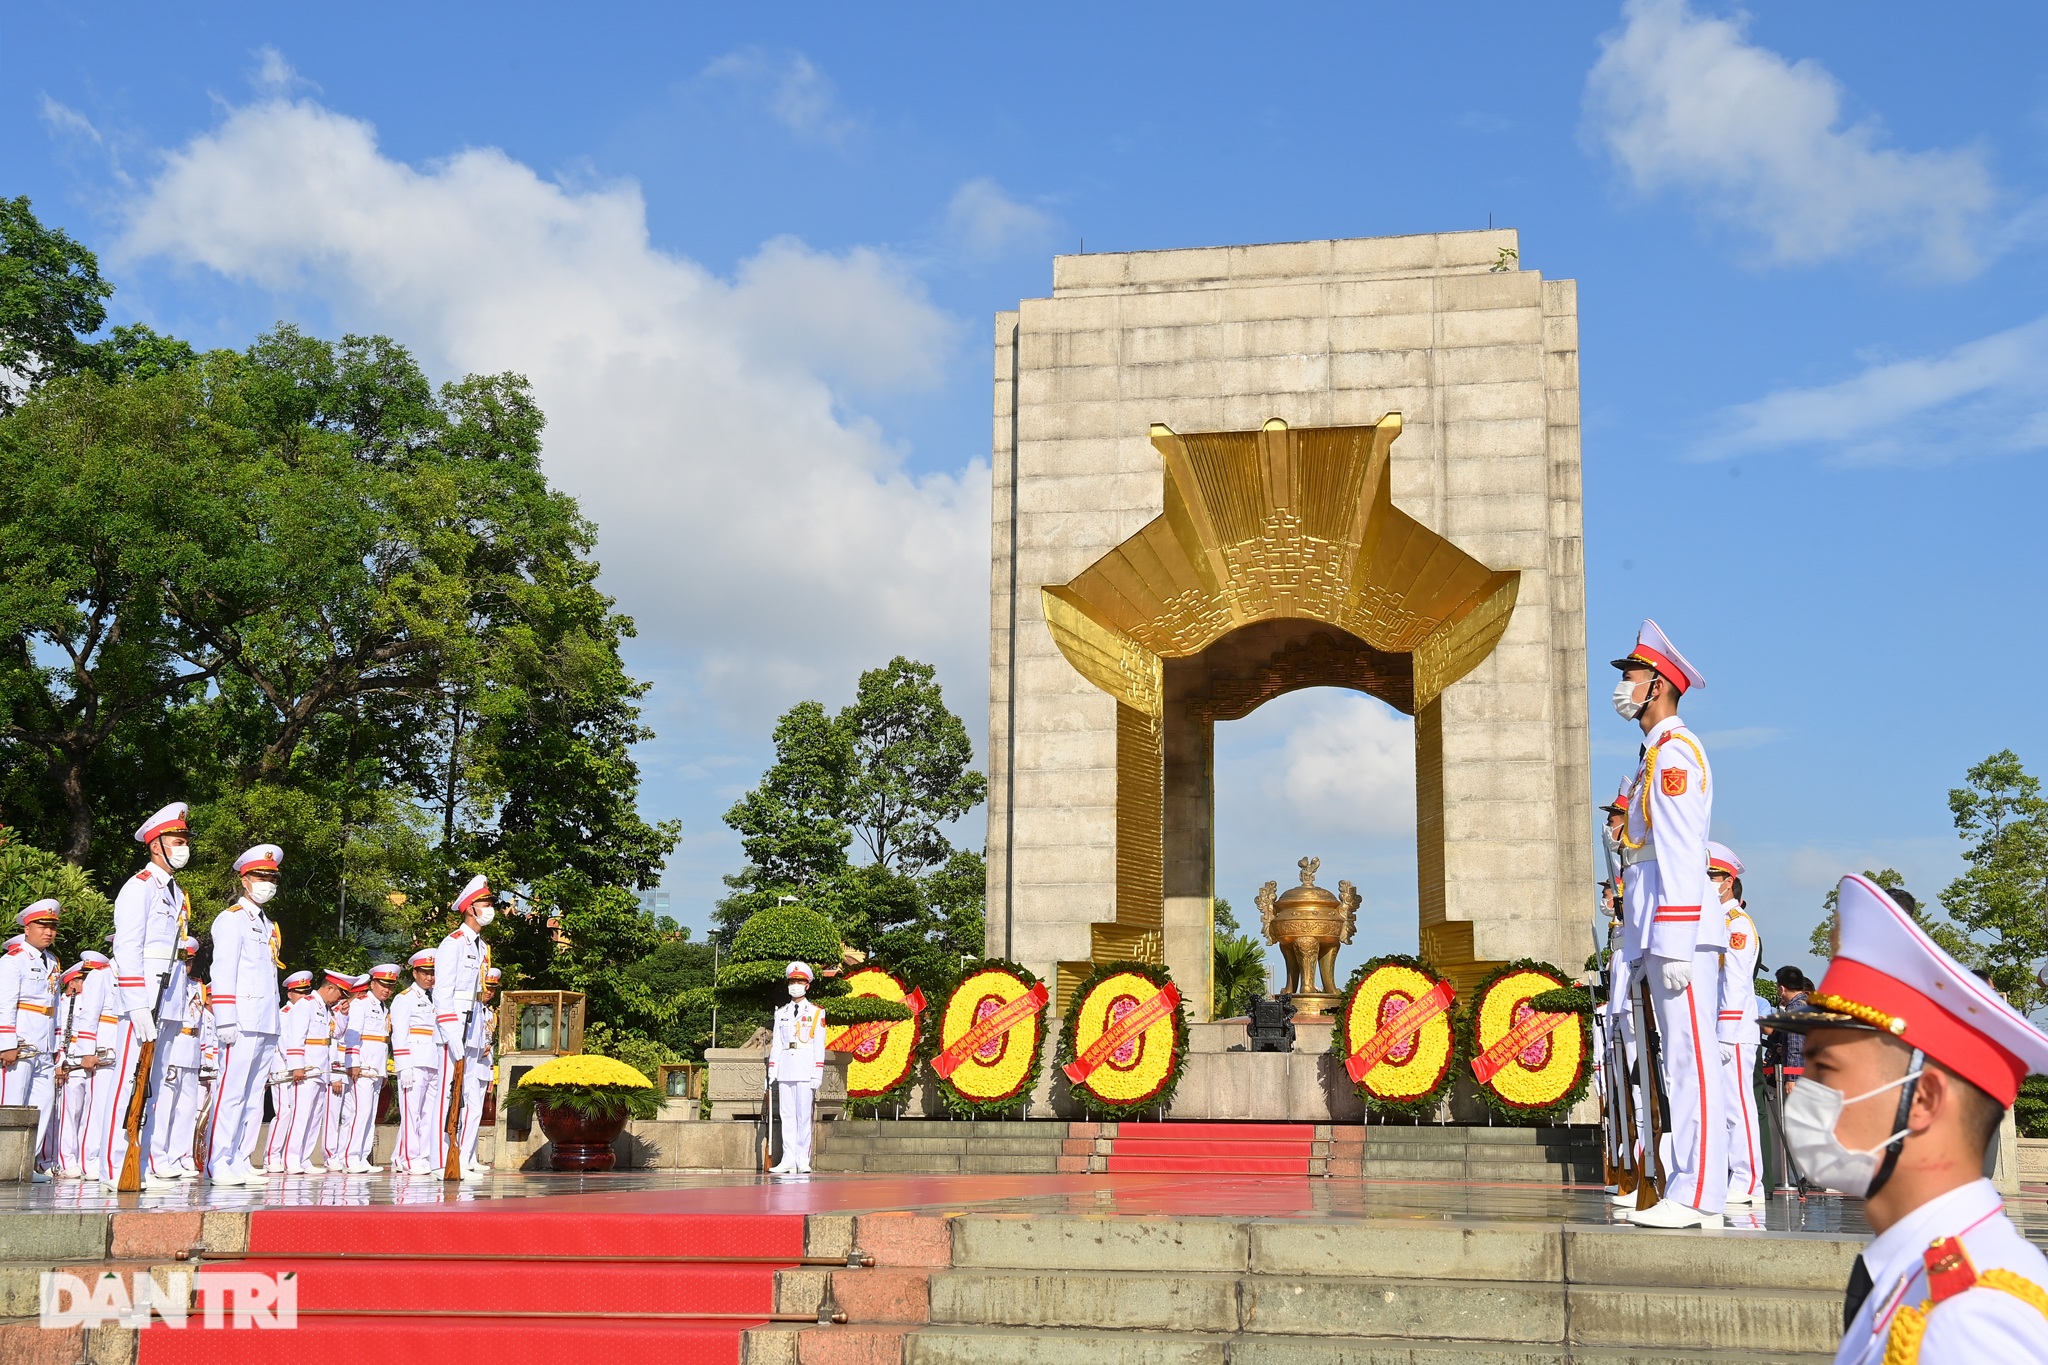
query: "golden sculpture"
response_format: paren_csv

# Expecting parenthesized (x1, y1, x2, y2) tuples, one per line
(1256, 857, 1360, 1018)
(1040, 415, 1519, 1002)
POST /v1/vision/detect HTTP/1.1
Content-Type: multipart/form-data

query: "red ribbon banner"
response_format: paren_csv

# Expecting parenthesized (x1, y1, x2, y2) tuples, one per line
(1470, 1002, 1568, 1084)
(1062, 981, 1180, 1084)
(932, 981, 1048, 1079)
(1345, 979, 1456, 1083)
(826, 987, 926, 1056)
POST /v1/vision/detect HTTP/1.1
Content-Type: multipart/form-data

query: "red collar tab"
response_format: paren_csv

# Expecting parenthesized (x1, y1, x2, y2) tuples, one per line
(1923, 1237, 1978, 1303)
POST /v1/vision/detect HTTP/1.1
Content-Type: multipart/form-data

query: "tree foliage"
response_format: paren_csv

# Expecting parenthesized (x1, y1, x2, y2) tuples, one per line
(1211, 896, 1269, 1019)
(0, 197, 112, 413)
(1939, 751, 2048, 1017)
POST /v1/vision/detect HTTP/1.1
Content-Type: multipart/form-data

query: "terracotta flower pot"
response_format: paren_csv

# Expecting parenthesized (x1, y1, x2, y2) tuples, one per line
(535, 1100, 628, 1171)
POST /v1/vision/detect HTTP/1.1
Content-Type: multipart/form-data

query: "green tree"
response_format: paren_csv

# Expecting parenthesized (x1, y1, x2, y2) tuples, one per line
(1211, 896, 1269, 1018)
(0, 825, 114, 965)
(1940, 751, 2048, 1017)
(1805, 868, 1974, 963)
(721, 700, 854, 893)
(0, 197, 112, 413)
(842, 657, 986, 875)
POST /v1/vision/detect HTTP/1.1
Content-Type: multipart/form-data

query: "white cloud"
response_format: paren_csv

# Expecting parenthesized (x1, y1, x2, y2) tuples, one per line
(116, 95, 986, 720)
(944, 178, 1056, 262)
(1268, 693, 1415, 838)
(251, 46, 313, 96)
(703, 50, 857, 144)
(1584, 0, 1998, 277)
(1701, 313, 2048, 464)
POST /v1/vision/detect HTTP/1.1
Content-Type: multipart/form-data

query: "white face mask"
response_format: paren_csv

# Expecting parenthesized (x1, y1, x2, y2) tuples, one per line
(165, 843, 192, 871)
(475, 905, 496, 927)
(1611, 677, 1646, 721)
(246, 880, 278, 906)
(788, 982, 807, 998)
(1782, 1066, 1922, 1196)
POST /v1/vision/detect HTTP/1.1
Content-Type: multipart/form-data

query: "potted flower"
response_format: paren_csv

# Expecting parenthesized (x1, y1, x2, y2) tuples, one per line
(515, 1054, 663, 1171)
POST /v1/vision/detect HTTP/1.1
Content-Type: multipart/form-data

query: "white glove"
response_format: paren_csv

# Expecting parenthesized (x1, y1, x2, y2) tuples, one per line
(128, 1010, 158, 1044)
(1719, 1042, 1737, 1065)
(216, 1023, 241, 1049)
(1657, 958, 1692, 993)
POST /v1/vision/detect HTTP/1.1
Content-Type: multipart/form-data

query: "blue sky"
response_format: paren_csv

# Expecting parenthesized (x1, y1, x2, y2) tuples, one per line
(9, 1, 2047, 987)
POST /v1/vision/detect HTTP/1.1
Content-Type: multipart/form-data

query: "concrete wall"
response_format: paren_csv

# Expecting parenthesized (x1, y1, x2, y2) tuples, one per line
(989, 231, 1592, 1005)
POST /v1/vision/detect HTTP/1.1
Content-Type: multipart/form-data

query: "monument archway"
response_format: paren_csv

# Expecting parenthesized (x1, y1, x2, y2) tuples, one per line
(987, 230, 1592, 1026)
(1039, 415, 1518, 1012)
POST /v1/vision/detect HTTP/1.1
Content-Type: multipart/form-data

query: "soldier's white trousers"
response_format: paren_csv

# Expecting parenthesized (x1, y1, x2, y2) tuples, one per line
(144, 1063, 201, 1175)
(345, 1075, 383, 1165)
(0, 1050, 54, 1165)
(1723, 1041, 1763, 1202)
(85, 1018, 147, 1183)
(202, 1033, 275, 1177)
(397, 1066, 440, 1169)
(458, 1053, 490, 1165)
(1648, 952, 1728, 1215)
(284, 1075, 329, 1169)
(323, 1075, 354, 1164)
(775, 1080, 817, 1170)
(57, 1068, 90, 1173)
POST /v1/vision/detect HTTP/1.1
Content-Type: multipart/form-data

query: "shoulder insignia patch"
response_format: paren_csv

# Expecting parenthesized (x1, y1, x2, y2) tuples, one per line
(1924, 1236, 1978, 1303)
(134, 870, 150, 881)
(1660, 767, 1688, 797)
(4, 943, 20, 955)
(1729, 931, 1748, 950)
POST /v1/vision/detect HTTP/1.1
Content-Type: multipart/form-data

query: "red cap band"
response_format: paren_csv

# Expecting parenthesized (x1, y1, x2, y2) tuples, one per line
(1629, 646, 1689, 693)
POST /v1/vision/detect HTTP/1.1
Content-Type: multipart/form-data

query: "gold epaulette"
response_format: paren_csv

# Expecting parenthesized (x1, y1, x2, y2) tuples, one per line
(1885, 1270, 2048, 1364)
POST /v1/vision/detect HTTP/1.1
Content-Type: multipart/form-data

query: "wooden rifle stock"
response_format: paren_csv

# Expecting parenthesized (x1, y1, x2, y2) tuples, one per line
(443, 1049, 468, 1180)
(1634, 977, 1669, 1210)
(117, 1037, 155, 1192)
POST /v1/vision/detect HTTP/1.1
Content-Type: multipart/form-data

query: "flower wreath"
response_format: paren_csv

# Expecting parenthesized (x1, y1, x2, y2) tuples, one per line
(930, 959, 1049, 1119)
(1054, 959, 1189, 1119)
(825, 964, 926, 1106)
(1328, 953, 1458, 1120)
(1458, 958, 1591, 1125)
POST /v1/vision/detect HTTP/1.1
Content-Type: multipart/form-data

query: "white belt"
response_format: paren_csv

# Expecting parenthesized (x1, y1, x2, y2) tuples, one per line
(453, 991, 475, 1006)
(144, 951, 174, 965)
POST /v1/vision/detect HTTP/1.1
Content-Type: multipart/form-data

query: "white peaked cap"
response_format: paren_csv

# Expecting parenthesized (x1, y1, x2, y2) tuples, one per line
(786, 960, 814, 981)
(1811, 873, 2048, 1106)
(135, 802, 189, 843)
(1705, 842, 1743, 877)
(234, 845, 283, 874)
(454, 874, 493, 914)
(1611, 619, 1704, 693)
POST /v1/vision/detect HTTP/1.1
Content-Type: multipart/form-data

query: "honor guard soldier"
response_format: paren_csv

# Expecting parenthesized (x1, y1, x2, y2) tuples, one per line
(322, 973, 362, 1170)
(768, 961, 827, 1174)
(283, 970, 349, 1174)
(392, 949, 440, 1173)
(92, 804, 192, 1190)
(47, 961, 87, 1177)
(1599, 778, 1653, 1201)
(0, 903, 62, 1180)
(267, 971, 317, 1173)
(1707, 843, 1765, 1206)
(1610, 620, 1726, 1228)
(343, 966, 399, 1172)
(455, 967, 500, 1176)
(59, 955, 113, 1178)
(203, 846, 286, 1184)
(143, 937, 205, 1184)
(431, 875, 494, 1176)
(1766, 874, 2048, 1365)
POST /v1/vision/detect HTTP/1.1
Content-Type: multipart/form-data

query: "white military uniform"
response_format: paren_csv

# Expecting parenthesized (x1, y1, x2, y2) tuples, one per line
(1711, 852, 1763, 1206)
(342, 976, 394, 1170)
(44, 972, 83, 1173)
(0, 929, 60, 1162)
(457, 981, 496, 1172)
(58, 960, 112, 1176)
(321, 989, 357, 1167)
(430, 916, 489, 1172)
(277, 986, 334, 1172)
(203, 886, 284, 1180)
(94, 852, 188, 1185)
(1613, 622, 1726, 1225)
(390, 974, 440, 1172)
(145, 958, 206, 1179)
(768, 963, 828, 1174)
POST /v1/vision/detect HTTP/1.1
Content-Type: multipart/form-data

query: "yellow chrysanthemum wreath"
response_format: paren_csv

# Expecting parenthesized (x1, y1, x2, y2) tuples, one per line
(1330, 954, 1456, 1119)
(1461, 959, 1589, 1122)
(828, 965, 922, 1101)
(933, 961, 1047, 1118)
(1055, 961, 1187, 1117)
(517, 1054, 654, 1089)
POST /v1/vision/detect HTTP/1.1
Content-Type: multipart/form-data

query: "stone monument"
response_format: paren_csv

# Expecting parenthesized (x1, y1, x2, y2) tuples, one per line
(987, 229, 1592, 1022)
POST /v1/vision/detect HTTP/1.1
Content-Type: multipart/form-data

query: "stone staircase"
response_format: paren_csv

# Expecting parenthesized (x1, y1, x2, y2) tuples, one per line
(755, 1210, 1852, 1365)
(814, 1120, 1071, 1174)
(1361, 1124, 1604, 1185)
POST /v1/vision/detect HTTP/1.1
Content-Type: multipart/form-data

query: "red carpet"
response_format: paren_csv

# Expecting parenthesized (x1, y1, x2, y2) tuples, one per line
(1105, 1121, 1316, 1175)
(139, 1207, 806, 1364)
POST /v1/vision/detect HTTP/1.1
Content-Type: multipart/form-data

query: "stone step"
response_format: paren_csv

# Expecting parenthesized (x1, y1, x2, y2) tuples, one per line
(829, 1121, 1068, 1137)
(924, 1268, 1835, 1353)
(817, 1136, 1069, 1156)
(1362, 1159, 1598, 1183)
(815, 1153, 1061, 1174)
(1359, 1126, 1594, 1146)
(904, 1325, 1831, 1365)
